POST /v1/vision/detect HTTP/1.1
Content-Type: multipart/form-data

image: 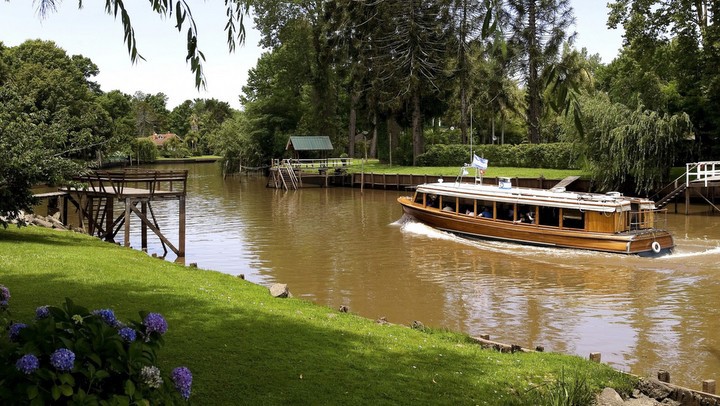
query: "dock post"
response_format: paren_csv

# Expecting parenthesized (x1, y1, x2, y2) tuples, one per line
(105, 198, 114, 242)
(123, 197, 131, 248)
(657, 370, 670, 383)
(703, 380, 716, 394)
(178, 195, 186, 257)
(141, 201, 148, 251)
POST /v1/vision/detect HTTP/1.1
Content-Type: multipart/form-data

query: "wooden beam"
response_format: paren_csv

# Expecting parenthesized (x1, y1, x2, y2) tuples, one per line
(128, 204, 180, 256)
(178, 196, 186, 257)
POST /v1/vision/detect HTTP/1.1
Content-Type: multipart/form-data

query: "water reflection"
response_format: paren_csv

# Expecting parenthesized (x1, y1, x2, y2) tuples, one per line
(122, 163, 719, 389)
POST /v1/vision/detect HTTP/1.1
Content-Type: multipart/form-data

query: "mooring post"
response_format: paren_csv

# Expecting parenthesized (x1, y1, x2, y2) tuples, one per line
(658, 370, 670, 383)
(702, 379, 716, 394)
(589, 352, 601, 362)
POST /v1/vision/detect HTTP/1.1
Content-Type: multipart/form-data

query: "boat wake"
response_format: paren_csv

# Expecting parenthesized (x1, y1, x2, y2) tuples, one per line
(394, 216, 606, 259)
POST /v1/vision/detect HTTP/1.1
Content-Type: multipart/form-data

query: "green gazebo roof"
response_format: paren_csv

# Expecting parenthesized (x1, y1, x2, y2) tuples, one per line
(286, 136, 334, 151)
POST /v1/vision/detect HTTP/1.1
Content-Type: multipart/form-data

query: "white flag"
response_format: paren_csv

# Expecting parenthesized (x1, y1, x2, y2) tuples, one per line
(471, 154, 488, 170)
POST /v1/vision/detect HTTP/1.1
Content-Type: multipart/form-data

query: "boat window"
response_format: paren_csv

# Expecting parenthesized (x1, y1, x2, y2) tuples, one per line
(477, 200, 494, 218)
(427, 194, 439, 209)
(458, 198, 475, 216)
(440, 196, 456, 213)
(414, 192, 424, 204)
(562, 208, 585, 229)
(538, 206, 560, 227)
(517, 205, 537, 224)
(496, 202, 515, 221)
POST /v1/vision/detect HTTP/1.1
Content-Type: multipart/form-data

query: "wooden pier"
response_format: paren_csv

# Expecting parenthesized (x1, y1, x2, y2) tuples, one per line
(53, 169, 188, 257)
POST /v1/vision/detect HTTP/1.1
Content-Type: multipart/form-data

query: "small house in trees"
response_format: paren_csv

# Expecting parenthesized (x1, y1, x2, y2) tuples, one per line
(147, 132, 182, 147)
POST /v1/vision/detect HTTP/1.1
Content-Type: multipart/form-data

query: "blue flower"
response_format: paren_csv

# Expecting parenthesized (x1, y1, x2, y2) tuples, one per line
(15, 354, 39, 374)
(0, 285, 9, 308)
(50, 348, 75, 372)
(35, 305, 50, 319)
(171, 366, 192, 400)
(8, 323, 27, 342)
(143, 313, 168, 335)
(118, 327, 137, 342)
(92, 308, 118, 327)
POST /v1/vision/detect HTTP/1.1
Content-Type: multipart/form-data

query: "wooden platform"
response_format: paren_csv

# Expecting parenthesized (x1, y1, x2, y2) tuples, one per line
(54, 169, 189, 258)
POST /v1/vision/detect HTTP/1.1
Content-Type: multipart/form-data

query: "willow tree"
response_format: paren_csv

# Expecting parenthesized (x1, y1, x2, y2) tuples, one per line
(575, 93, 693, 194)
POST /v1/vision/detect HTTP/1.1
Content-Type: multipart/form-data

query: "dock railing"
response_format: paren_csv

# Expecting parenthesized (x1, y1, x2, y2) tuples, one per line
(272, 158, 353, 173)
(686, 161, 720, 187)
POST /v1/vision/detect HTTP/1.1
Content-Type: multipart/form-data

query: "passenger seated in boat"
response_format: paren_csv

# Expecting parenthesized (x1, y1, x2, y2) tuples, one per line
(514, 213, 528, 223)
(442, 205, 454, 212)
(481, 207, 492, 218)
(526, 212, 534, 224)
(465, 208, 474, 216)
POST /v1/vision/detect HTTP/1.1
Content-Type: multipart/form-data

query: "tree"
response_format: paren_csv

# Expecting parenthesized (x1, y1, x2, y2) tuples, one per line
(131, 92, 170, 136)
(373, 0, 450, 164)
(0, 40, 113, 225)
(607, 0, 720, 158)
(570, 93, 693, 194)
(506, 0, 575, 143)
(33, 0, 252, 89)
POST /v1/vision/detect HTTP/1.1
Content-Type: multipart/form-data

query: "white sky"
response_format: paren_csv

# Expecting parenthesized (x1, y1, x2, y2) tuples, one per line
(0, 1, 622, 110)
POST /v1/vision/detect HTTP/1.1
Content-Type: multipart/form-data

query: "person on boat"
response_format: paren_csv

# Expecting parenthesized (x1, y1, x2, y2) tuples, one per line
(514, 213, 528, 224)
(526, 211, 534, 224)
(442, 205, 454, 212)
(481, 207, 492, 218)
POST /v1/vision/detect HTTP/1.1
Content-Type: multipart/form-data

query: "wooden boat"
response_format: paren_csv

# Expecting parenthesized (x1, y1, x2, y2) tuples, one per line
(398, 177, 674, 256)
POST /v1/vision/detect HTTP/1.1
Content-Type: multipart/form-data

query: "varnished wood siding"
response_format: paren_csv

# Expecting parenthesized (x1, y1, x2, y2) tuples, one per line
(586, 211, 624, 233)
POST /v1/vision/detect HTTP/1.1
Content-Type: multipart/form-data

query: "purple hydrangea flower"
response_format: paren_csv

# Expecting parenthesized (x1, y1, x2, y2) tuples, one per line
(0, 285, 10, 308)
(171, 366, 192, 400)
(50, 348, 75, 372)
(143, 313, 168, 335)
(9, 323, 27, 342)
(16, 354, 39, 374)
(92, 309, 118, 327)
(35, 305, 50, 320)
(118, 327, 137, 342)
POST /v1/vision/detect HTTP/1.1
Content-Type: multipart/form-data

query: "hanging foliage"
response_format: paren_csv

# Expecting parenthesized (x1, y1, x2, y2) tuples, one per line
(575, 93, 693, 194)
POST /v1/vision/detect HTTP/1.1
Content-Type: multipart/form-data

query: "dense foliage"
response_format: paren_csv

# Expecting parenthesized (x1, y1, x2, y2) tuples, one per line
(0, 285, 191, 404)
(417, 143, 580, 169)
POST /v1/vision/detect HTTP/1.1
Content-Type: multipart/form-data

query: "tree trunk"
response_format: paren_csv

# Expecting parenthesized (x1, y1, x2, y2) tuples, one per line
(348, 92, 359, 157)
(527, 0, 542, 144)
(370, 112, 378, 158)
(412, 92, 424, 165)
(388, 115, 401, 166)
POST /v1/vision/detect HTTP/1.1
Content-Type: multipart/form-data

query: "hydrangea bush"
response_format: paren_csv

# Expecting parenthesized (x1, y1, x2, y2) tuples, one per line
(0, 284, 192, 404)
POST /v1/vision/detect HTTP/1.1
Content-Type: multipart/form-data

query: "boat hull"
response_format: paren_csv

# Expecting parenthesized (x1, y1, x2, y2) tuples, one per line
(398, 197, 674, 256)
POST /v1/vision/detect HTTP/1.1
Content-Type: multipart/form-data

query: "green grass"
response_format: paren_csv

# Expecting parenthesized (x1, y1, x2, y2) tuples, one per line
(0, 226, 635, 405)
(346, 160, 588, 180)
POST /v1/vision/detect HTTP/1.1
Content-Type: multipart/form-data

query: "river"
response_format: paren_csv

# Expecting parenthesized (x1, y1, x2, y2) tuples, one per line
(125, 162, 720, 390)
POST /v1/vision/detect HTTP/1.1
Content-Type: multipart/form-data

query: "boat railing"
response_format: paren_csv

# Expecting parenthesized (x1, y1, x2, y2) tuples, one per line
(629, 208, 668, 231)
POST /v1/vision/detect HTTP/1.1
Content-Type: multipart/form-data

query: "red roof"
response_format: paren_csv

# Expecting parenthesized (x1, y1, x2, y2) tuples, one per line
(147, 132, 181, 146)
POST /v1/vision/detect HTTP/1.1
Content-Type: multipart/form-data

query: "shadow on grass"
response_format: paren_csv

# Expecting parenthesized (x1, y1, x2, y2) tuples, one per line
(2, 271, 527, 406)
(0, 226, 85, 247)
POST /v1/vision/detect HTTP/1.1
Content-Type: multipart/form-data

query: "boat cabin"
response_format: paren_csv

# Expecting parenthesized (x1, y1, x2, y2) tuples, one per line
(411, 182, 661, 234)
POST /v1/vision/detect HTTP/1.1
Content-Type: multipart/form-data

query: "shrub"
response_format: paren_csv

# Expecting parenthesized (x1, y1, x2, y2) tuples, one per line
(416, 143, 581, 169)
(0, 284, 191, 405)
(131, 138, 158, 163)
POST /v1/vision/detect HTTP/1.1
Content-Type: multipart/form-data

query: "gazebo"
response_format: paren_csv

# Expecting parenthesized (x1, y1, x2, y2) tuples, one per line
(285, 136, 334, 160)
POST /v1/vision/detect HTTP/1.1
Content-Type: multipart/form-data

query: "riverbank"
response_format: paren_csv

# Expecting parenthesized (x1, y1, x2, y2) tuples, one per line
(0, 225, 634, 404)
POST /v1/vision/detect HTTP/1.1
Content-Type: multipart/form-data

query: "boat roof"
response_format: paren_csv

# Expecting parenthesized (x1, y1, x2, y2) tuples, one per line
(415, 181, 656, 213)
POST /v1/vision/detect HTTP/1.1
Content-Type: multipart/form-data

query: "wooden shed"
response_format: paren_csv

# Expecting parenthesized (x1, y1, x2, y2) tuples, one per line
(286, 136, 333, 159)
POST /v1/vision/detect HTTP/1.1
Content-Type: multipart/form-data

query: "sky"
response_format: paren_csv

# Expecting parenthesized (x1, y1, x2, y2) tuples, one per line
(0, 1, 623, 111)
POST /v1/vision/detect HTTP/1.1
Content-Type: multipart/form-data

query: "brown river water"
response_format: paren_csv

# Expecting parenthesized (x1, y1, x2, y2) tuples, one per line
(97, 163, 720, 390)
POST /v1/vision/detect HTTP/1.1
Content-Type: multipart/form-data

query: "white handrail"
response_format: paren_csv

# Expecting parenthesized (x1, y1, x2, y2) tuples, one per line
(686, 161, 720, 187)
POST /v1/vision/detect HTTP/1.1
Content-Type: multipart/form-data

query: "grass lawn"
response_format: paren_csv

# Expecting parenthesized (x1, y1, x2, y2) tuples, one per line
(345, 160, 588, 180)
(0, 226, 635, 405)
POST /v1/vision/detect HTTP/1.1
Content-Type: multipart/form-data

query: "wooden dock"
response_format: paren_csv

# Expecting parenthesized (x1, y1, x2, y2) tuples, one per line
(38, 169, 188, 258)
